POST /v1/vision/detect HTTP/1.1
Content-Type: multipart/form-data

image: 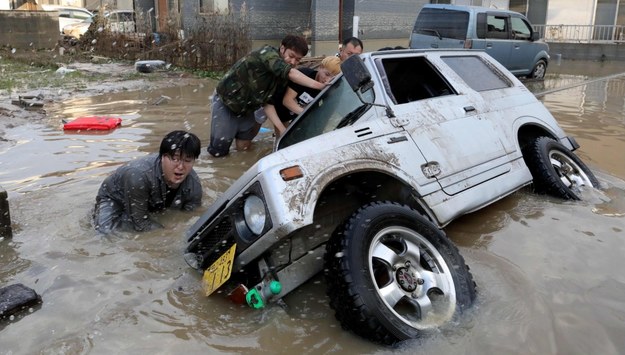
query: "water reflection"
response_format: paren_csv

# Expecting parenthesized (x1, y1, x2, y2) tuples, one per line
(1, 60, 624, 354)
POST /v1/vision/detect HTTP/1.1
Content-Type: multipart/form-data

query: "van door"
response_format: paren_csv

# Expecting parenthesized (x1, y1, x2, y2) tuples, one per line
(507, 15, 538, 73)
(472, 12, 512, 68)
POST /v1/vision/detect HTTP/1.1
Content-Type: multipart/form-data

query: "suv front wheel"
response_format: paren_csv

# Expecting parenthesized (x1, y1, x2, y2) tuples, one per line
(324, 202, 476, 345)
(523, 136, 599, 200)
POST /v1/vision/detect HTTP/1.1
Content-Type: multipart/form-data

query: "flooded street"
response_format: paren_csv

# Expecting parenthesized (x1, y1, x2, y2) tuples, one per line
(1, 59, 625, 354)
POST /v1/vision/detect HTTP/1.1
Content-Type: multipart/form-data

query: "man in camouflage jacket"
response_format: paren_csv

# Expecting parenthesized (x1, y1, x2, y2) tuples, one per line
(208, 34, 327, 157)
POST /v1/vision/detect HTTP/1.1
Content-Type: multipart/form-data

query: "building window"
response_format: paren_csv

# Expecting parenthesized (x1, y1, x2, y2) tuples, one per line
(509, 0, 528, 15)
(200, 0, 228, 14)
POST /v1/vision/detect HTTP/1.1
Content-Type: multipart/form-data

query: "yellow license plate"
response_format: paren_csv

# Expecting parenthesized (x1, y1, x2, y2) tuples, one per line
(201, 243, 236, 297)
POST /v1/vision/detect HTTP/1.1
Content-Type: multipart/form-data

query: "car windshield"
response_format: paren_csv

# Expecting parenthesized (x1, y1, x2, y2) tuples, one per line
(277, 75, 374, 150)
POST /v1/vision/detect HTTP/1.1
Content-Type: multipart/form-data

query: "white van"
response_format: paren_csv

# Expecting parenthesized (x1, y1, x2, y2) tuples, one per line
(41, 5, 93, 34)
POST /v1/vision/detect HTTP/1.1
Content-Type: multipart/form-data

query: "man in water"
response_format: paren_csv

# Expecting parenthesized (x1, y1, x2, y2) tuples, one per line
(338, 37, 364, 62)
(93, 130, 202, 233)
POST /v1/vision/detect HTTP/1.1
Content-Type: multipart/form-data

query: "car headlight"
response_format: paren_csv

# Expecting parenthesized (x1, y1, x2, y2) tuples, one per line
(243, 194, 266, 235)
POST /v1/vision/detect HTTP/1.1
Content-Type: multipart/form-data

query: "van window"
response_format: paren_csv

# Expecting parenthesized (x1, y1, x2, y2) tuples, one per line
(486, 15, 509, 39)
(442, 56, 512, 91)
(510, 16, 532, 40)
(413, 8, 469, 40)
(379, 57, 454, 105)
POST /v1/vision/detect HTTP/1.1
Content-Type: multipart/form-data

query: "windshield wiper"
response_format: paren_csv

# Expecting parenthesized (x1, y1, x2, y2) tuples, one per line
(336, 104, 370, 129)
(417, 28, 442, 40)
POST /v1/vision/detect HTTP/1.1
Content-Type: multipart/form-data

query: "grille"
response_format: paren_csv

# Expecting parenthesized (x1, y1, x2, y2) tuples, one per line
(190, 217, 235, 269)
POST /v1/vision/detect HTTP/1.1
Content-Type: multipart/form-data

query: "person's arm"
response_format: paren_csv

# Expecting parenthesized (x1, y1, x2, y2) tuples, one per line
(282, 87, 304, 115)
(263, 104, 287, 136)
(288, 68, 326, 91)
(121, 170, 162, 231)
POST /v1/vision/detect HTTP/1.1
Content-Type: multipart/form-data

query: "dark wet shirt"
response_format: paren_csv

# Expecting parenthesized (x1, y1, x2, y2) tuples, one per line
(216, 45, 292, 115)
(95, 153, 202, 231)
(273, 67, 318, 122)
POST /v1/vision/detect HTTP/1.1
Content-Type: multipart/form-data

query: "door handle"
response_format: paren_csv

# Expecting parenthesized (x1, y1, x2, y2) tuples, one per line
(464, 106, 476, 113)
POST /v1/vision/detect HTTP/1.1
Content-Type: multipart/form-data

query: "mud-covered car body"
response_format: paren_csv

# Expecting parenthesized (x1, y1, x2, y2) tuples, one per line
(185, 49, 596, 344)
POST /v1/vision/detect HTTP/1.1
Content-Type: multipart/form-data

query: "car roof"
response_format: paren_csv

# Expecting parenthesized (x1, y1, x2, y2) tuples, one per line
(41, 4, 93, 12)
(422, 4, 523, 16)
(105, 10, 134, 14)
(368, 48, 486, 58)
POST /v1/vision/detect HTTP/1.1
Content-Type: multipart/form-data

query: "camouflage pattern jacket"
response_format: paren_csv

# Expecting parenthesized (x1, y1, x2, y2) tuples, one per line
(216, 45, 291, 115)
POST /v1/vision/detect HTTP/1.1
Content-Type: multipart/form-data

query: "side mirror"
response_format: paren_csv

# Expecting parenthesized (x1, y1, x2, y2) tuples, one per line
(340, 55, 374, 93)
(531, 31, 540, 41)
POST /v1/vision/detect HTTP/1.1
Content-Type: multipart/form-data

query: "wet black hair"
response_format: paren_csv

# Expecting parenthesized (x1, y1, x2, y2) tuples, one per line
(281, 34, 309, 57)
(342, 36, 364, 51)
(159, 130, 201, 159)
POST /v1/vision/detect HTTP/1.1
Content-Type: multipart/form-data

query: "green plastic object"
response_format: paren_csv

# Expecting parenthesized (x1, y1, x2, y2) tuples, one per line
(245, 281, 282, 309)
(269, 280, 282, 295)
(246, 288, 264, 309)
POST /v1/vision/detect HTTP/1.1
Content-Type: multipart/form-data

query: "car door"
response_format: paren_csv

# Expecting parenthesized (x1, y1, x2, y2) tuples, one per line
(507, 15, 538, 72)
(472, 12, 513, 69)
(377, 55, 511, 195)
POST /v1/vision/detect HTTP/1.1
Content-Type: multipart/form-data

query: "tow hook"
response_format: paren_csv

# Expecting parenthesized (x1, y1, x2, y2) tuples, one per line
(245, 280, 282, 309)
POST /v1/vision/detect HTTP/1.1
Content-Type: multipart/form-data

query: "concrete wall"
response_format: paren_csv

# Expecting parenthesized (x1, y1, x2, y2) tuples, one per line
(0, 11, 59, 49)
(352, 0, 425, 40)
(548, 42, 625, 61)
(181, 0, 424, 56)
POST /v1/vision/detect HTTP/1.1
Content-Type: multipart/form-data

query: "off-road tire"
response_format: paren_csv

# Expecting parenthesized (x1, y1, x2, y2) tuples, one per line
(523, 136, 598, 200)
(324, 202, 476, 345)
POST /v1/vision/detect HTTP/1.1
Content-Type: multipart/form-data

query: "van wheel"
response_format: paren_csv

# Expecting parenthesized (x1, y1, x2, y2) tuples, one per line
(324, 202, 476, 345)
(530, 59, 547, 79)
(523, 136, 598, 200)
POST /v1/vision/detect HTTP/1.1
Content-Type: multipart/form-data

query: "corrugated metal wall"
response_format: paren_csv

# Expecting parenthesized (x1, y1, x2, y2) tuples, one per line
(180, 0, 426, 42)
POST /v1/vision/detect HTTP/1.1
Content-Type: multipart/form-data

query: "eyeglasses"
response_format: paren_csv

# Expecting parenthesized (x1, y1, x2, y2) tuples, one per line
(166, 154, 195, 167)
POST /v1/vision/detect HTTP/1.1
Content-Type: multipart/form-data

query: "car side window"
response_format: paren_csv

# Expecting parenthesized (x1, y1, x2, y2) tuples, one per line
(510, 16, 532, 40)
(119, 12, 133, 22)
(486, 15, 509, 39)
(72, 10, 91, 20)
(379, 57, 455, 105)
(442, 56, 512, 92)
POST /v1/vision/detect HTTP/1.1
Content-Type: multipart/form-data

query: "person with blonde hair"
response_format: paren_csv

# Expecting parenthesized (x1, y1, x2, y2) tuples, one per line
(269, 56, 342, 129)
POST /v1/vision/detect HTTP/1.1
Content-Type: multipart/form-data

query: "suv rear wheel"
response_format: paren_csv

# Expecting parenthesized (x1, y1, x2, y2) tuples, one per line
(324, 202, 476, 345)
(523, 136, 599, 199)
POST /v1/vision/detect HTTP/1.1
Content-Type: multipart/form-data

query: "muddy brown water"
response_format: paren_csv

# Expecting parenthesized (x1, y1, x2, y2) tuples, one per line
(1, 60, 625, 354)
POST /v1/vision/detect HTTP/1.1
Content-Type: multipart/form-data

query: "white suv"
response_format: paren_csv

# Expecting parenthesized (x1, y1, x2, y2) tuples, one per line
(184, 49, 597, 344)
(41, 5, 93, 34)
(62, 10, 136, 39)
